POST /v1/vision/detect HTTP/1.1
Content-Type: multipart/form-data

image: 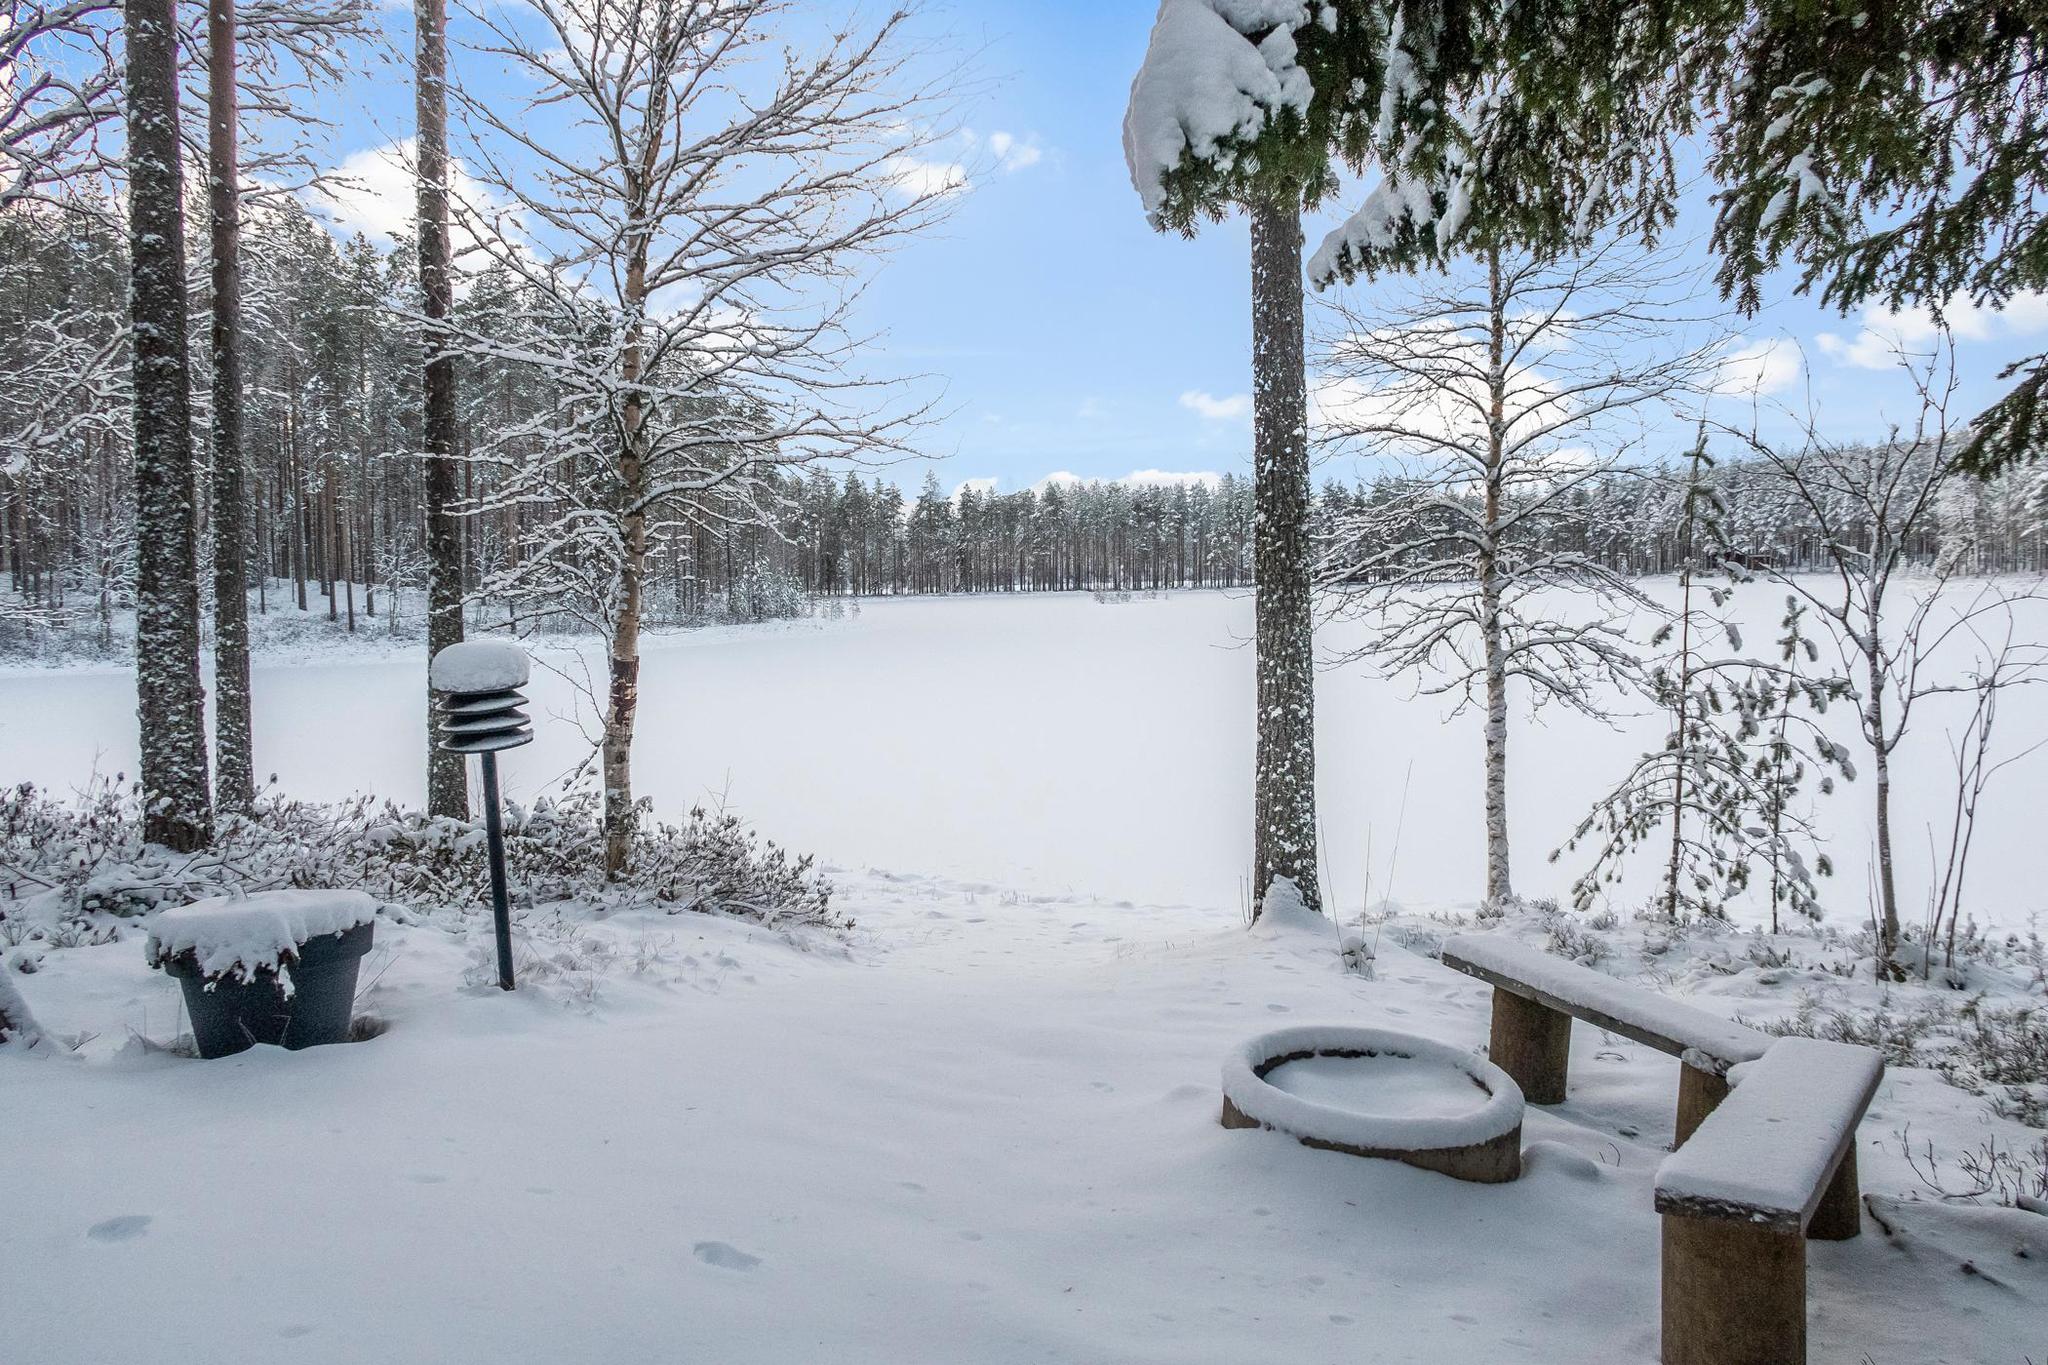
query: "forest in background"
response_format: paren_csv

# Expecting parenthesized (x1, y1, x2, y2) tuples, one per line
(8, 198, 2046, 659)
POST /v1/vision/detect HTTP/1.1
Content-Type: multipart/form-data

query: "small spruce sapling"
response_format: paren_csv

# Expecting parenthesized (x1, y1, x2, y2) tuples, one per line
(1556, 437, 1851, 921)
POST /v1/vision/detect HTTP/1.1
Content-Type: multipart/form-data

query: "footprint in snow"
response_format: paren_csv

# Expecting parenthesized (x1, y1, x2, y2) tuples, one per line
(693, 1242, 761, 1272)
(1266, 1003, 1291, 1013)
(87, 1215, 152, 1242)
(277, 1325, 315, 1340)
(1090, 1081, 1114, 1093)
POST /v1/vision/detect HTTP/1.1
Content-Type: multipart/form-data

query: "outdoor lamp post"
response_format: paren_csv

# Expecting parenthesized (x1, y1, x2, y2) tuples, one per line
(430, 640, 533, 991)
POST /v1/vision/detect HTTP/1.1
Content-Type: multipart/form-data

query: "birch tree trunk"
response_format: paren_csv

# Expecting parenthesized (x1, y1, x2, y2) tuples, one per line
(1480, 248, 1511, 904)
(127, 0, 213, 850)
(1866, 650, 1902, 975)
(417, 0, 467, 820)
(208, 0, 254, 811)
(601, 242, 651, 881)
(1248, 193, 1321, 917)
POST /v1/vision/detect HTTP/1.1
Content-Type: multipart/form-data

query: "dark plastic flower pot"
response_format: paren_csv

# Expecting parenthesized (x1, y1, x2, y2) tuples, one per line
(162, 921, 375, 1059)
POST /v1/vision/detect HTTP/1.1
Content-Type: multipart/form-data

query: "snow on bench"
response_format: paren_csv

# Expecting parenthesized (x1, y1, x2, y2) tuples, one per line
(1654, 1037, 1883, 1231)
(1440, 934, 1770, 1072)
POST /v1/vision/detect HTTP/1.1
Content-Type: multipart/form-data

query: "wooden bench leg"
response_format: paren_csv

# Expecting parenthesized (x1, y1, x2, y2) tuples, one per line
(1662, 1213, 1805, 1365)
(1674, 1062, 1729, 1148)
(1807, 1144, 1862, 1241)
(1488, 986, 1571, 1104)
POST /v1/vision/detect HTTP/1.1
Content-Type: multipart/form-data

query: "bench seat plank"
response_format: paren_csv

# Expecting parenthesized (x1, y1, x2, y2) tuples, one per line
(1442, 935, 1771, 1072)
(1654, 1037, 1883, 1231)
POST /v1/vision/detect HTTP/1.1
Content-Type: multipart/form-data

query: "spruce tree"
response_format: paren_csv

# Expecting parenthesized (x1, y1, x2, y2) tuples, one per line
(1123, 1, 1481, 917)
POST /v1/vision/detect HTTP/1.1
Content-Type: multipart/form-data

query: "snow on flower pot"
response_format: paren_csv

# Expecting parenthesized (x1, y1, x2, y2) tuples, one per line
(145, 891, 379, 1059)
(1221, 1025, 1525, 1183)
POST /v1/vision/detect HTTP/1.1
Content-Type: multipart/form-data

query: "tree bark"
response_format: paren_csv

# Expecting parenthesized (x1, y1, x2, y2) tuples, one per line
(126, 0, 213, 850)
(418, 0, 468, 820)
(1480, 247, 1512, 904)
(207, 0, 253, 811)
(1247, 194, 1321, 918)
(1867, 653, 1902, 977)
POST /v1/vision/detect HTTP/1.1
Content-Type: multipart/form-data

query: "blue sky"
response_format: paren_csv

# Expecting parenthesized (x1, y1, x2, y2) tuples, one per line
(308, 0, 2048, 496)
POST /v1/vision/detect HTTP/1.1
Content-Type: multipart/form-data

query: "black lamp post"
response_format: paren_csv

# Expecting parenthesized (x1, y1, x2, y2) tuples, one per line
(430, 640, 533, 991)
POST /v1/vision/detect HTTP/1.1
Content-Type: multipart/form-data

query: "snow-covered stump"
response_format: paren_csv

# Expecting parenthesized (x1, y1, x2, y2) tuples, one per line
(1221, 1026, 1525, 1184)
(1654, 1038, 1884, 1365)
(1487, 986, 1571, 1105)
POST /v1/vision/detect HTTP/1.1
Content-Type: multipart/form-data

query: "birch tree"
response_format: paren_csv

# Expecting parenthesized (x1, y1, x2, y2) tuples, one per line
(1314, 239, 1720, 904)
(1721, 345, 2038, 975)
(447, 0, 956, 876)
(1, 1, 122, 212)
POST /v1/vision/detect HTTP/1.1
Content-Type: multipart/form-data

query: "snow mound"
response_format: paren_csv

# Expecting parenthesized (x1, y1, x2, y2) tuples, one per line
(1248, 875, 1326, 938)
(430, 640, 530, 693)
(145, 890, 379, 982)
(0, 970, 43, 1048)
(1223, 1024, 1524, 1152)
(1122, 0, 1314, 223)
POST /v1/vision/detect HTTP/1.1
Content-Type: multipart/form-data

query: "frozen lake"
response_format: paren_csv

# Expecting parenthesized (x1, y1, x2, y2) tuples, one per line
(3, 584, 2043, 927)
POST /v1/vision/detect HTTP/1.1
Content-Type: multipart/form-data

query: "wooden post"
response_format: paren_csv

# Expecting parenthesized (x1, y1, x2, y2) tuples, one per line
(1674, 1062, 1729, 1147)
(1661, 1214, 1805, 1365)
(1489, 986, 1571, 1104)
(1807, 1144, 1862, 1241)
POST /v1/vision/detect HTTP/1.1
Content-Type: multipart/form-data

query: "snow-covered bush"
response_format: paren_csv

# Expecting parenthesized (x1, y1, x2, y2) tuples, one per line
(0, 780, 842, 941)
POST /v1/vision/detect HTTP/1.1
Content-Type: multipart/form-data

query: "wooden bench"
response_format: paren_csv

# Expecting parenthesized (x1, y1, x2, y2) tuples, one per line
(1440, 935, 1771, 1144)
(1654, 1037, 1883, 1365)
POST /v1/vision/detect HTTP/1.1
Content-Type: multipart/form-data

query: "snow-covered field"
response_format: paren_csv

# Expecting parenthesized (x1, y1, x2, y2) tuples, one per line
(6, 586, 2047, 1364)
(5, 584, 2044, 927)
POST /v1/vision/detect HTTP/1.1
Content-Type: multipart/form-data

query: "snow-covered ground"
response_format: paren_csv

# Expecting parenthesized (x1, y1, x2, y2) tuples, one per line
(4, 584, 2043, 928)
(6, 585, 2046, 1363)
(8, 886, 2043, 1364)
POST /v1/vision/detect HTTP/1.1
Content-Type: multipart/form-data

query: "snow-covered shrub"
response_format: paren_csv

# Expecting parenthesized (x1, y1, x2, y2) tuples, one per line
(1939, 1002, 2048, 1128)
(0, 969, 42, 1047)
(0, 781, 842, 941)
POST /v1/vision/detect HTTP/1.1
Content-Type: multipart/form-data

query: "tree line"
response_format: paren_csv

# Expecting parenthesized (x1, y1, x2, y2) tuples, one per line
(4, 188, 2042, 647)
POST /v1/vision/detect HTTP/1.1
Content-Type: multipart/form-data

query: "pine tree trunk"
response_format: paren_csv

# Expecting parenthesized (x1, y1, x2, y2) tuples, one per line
(418, 0, 467, 820)
(1247, 193, 1320, 918)
(126, 0, 213, 850)
(207, 0, 253, 811)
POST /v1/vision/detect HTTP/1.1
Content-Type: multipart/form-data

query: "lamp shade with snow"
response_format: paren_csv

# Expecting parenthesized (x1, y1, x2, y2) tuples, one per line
(430, 641, 533, 754)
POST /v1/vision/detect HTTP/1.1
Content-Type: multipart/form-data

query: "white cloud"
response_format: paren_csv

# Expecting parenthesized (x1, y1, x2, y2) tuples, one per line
(884, 154, 968, 200)
(1179, 389, 1251, 421)
(984, 130, 1043, 173)
(950, 476, 1000, 501)
(1816, 292, 2048, 370)
(309, 137, 502, 255)
(1713, 336, 1802, 397)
